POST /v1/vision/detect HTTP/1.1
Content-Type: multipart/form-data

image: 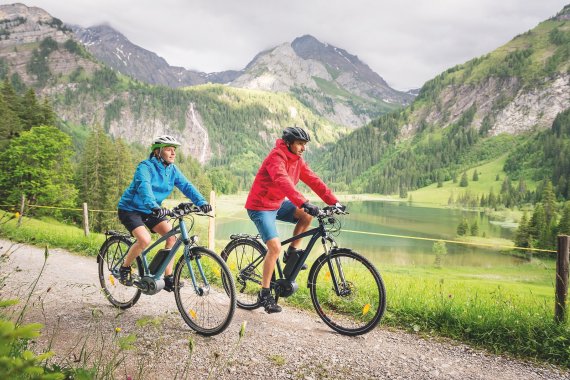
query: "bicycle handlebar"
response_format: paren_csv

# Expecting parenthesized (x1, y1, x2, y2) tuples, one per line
(167, 202, 210, 218)
(318, 205, 349, 217)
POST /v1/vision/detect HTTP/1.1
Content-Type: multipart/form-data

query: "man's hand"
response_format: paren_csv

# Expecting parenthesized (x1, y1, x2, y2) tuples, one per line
(199, 203, 213, 213)
(334, 202, 347, 212)
(152, 207, 170, 218)
(302, 202, 320, 216)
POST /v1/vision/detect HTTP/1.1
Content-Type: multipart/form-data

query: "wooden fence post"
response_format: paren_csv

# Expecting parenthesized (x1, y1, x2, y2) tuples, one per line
(17, 194, 25, 227)
(82, 202, 90, 237)
(208, 190, 216, 251)
(555, 235, 570, 323)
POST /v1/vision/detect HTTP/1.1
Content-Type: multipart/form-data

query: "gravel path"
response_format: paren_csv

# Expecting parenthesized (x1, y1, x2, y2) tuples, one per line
(0, 239, 568, 380)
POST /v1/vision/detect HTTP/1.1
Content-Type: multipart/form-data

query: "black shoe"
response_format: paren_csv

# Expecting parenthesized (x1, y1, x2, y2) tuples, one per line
(283, 249, 308, 270)
(257, 291, 282, 314)
(119, 265, 133, 286)
(164, 275, 184, 292)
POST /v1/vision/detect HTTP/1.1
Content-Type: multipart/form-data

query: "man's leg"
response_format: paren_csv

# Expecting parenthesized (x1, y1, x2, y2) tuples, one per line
(262, 237, 281, 288)
(289, 208, 312, 249)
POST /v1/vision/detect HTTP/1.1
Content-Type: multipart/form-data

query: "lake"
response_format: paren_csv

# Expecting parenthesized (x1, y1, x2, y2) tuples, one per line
(215, 200, 525, 267)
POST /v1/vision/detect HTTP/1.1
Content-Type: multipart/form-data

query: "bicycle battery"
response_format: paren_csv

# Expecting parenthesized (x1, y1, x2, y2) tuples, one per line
(149, 249, 170, 274)
(283, 251, 300, 277)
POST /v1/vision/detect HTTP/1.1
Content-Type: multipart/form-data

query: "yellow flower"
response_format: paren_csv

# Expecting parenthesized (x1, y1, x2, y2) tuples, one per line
(14, 212, 20, 218)
(115, 327, 122, 333)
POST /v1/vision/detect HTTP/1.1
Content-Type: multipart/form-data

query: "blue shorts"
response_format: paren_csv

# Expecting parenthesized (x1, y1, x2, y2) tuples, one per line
(247, 200, 299, 243)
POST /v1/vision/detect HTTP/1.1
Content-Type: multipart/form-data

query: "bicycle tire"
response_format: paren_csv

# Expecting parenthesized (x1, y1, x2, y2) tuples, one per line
(174, 247, 236, 336)
(221, 238, 270, 309)
(98, 236, 142, 309)
(308, 248, 386, 336)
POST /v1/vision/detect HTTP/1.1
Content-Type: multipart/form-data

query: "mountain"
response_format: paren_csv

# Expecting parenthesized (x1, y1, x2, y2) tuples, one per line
(316, 4, 570, 194)
(0, 3, 346, 184)
(230, 34, 414, 127)
(71, 24, 411, 129)
(72, 24, 241, 88)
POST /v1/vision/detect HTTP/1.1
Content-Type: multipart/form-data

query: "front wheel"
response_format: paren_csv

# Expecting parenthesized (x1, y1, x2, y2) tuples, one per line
(98, 236, 142, 309)
(308, 248, 386, 336)
(174, 247, 236, 336)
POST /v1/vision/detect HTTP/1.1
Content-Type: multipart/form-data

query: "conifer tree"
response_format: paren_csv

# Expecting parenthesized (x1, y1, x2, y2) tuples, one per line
(515, 212, 531, 248)
(472, 169, 479, 181)
(558, 202, 570, 235)
(459, 172, 469, 187)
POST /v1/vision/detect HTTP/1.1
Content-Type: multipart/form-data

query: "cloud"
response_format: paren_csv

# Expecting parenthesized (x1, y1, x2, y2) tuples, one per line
(21, 0, 569, 90)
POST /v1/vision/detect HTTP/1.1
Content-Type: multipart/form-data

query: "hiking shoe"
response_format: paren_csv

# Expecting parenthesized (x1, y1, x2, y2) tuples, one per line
(119, 265, 133, 286)
(258, 291, 282, 314)
(283, 249, 308, 270)
(164, 275, 184, 292)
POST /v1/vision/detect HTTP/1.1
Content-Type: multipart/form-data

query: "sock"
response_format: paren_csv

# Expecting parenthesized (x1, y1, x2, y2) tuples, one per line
(261, 287, 270, 296)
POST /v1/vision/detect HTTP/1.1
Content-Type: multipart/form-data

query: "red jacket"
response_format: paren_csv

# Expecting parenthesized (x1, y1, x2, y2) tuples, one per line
(245, 139, 338, 210)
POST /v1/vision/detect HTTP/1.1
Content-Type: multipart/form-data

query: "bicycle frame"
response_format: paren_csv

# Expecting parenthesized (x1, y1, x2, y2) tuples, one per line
(111, 216, 210, 295)
(243, 214, 344, 294)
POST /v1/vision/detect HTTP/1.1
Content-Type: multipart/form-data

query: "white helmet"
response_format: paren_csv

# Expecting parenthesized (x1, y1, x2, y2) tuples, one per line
(151, 135, 181, 151)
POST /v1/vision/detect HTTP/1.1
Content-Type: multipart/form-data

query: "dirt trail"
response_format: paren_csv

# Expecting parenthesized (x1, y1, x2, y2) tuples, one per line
(0, 239, 568, 380)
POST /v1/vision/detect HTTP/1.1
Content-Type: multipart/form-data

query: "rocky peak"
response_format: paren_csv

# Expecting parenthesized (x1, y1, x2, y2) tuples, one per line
(73, 23, 241, 87)
(0, 3, 71, 47)
(554, 4, 570, 21)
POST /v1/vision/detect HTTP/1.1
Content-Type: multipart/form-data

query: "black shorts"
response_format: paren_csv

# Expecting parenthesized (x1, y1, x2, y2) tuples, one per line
(118, 209, 166, 234)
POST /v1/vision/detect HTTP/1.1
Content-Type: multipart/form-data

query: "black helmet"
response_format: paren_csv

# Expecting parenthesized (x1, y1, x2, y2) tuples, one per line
(282, 127, 311, 143)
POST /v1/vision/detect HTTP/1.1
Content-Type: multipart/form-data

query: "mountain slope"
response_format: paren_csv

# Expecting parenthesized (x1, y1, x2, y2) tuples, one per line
(0, 3, 346, 185)
(316, 5, 570, 194)
(72, 24, 241, 88)
(231, 34, 413, 128)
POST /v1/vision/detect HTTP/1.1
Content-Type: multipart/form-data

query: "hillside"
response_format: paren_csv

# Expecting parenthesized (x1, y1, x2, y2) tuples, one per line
(316, 5, 570, 196)
(0, 3, 346, 187)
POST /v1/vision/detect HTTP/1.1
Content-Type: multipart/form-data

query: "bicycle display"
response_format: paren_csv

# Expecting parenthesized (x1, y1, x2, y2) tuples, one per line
(97, 202, 236, 336)
(221, 206, 386, 336)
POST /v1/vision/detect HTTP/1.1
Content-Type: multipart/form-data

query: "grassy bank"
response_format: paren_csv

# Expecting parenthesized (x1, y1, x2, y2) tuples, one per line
(1, 209, 568, 368)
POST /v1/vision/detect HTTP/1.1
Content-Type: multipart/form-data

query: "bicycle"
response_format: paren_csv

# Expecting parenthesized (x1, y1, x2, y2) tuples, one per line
(221, 205, 386, 336)
(97, 202, 236, 336)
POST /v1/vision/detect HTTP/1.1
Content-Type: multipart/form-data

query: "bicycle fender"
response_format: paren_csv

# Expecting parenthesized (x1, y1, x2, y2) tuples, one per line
(221, 238, 266, 257)
(306, 247, 355, 288)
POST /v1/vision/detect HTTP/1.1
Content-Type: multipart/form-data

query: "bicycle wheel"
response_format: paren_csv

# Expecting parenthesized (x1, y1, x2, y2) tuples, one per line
(308, 248, 386, 336)
(174, 247, 236, 336)
(98, 236, 142, 309)
(221, 238, 267, 309)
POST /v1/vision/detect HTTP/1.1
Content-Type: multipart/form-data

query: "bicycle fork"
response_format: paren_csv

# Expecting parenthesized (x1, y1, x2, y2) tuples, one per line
(183, 245, 211, 296)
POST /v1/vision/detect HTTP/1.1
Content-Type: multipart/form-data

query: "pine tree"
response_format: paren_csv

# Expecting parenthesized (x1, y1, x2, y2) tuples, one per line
(541, 180, 557, 226)
(472, 169, 479, 181)
(459, 172, 469, 187)
(457, 218, 469, 236)
(470, 220, 479, 236)
(558, 202, 570, 235)
(515, 212, 531, 248)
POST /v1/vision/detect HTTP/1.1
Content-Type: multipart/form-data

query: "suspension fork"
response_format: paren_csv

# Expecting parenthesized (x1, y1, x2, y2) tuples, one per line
(183, 244, 210, 295)
(323, 237, 349, 296)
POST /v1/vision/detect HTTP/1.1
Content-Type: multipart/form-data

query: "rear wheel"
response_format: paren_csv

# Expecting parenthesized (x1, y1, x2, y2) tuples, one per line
(308, 249, 386, 336)
(174, 247, 236, 336)
(221, 239, 268, 309)
(98, 236, 142, 309)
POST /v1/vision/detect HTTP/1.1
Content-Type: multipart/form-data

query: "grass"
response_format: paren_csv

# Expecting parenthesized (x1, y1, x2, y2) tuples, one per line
(1, 206, 569, 368)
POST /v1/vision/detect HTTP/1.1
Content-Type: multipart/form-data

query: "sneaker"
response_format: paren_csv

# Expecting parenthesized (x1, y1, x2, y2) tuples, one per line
(119, 265, 133, 286)
(257, 291, 282, 314)
(164, 275, 184, 292)
(283, 248, 308, 270)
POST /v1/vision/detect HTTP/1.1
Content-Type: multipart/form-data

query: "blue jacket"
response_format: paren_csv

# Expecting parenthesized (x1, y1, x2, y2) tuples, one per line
(118, 156, 207, 213)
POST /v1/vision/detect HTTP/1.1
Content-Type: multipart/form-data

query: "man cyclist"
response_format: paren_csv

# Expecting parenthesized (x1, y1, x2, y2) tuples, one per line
(117, 135, 212, 291)
(245, 126, 345, 313)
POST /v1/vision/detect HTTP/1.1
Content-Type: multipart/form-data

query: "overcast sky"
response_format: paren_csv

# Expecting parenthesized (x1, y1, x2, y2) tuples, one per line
(12, 0, 570, 90)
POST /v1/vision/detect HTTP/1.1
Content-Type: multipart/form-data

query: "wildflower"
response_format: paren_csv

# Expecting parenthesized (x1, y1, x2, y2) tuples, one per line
(115, 327, 122, 334)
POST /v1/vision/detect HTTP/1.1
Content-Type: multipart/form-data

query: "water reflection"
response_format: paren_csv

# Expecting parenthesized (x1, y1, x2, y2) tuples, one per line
(216, 200, 524, 267)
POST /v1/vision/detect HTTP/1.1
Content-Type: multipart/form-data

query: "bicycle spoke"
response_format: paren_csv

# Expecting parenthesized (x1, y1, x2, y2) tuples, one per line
(175, 248, 235, 336)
